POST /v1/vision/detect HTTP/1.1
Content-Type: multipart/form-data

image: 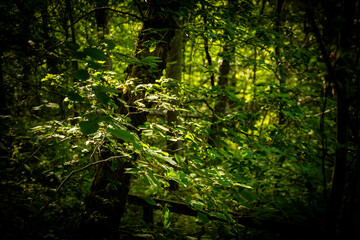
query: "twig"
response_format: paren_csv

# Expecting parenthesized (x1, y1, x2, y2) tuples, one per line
(32, 155, 128, 219)
(49, 7, 142, 49)
(14, 125, 61, 174)
(56, 155, 127, 191)
(133, 0, 145, 20)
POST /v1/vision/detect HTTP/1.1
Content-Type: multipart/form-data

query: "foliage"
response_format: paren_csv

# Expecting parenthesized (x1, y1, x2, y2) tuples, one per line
(1, 0, 359, 239)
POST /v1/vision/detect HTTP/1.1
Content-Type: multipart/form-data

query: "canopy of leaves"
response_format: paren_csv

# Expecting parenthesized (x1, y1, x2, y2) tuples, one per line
(0, 0, 359, 239)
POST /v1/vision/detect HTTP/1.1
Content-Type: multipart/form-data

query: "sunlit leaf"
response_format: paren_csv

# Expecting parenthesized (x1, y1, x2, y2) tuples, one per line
(144, 196, 157, 206)
(163, 207, 171, 228)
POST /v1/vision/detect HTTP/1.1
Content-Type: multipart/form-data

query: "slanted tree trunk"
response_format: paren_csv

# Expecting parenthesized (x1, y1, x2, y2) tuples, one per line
(84, 1, 179, 238)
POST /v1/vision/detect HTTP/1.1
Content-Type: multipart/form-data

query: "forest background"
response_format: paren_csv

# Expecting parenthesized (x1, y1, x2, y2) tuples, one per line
(0, 0, 359, 239)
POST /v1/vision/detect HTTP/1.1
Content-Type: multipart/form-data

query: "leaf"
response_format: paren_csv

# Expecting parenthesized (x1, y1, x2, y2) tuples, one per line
(67, 91, 84, 102)
(97, 116, 113, 124)
(107, 128, 135, 143)
(144, 196, 157, 206)
(65, 42, 80, 51)
(197, 212, 209, 223)
(190, 200, 206, 210)
(72, 51, 87, 60)
(179, 171, 189, 187)
(241, 189, 255, 202)
(95, 85, 120, 93)
(149, 44, 156, 53)
(163, 207, 171, 228)
(84, 47, 107, 61)
(174, 154, 182, 164)
(79, 120, 99, 135)
(72, 69, 89, 81)
(95, 91, 110, 105)
(88, 60, 103, 70)
(101, 39, 116, 50)
(147, 149, 177, 166)
(143, 56, 162, 62)
(147, 171, 161, 187)
(218, 178, 232, 187)
(93, 87, 110, 105)
(210, 211, 227, 221)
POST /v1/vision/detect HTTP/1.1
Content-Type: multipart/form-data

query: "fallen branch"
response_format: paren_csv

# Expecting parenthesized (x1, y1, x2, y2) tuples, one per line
(127, 193, 324, 238)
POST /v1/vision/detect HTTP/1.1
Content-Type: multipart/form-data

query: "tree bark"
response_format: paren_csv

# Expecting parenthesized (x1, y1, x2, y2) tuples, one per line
(210, 0, 235, 146)
(84, 1, 179, 238)
(325, 0, 356, 238)
(165, 26, 183, 190)
(274, 0, 286, 125)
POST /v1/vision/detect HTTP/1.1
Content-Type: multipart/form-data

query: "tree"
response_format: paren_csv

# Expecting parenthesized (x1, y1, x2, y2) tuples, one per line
(1, 0, 360, 239)
(84, 0, 182, 238)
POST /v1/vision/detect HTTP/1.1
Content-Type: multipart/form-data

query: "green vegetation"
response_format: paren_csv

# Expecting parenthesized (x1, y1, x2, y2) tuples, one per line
(1, 0, 359, 239)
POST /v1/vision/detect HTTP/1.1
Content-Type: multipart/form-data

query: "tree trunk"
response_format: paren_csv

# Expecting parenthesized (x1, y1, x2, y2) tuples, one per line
(325, 0, 356, 237)
(210, 0, 235, 146)
(84, 1, 179, 238)
(274, 0, 286, 125)
(166, 27, 183, 190)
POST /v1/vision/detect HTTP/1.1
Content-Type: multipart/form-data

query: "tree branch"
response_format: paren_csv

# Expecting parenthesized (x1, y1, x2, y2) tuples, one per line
(49, 7, 142, 49)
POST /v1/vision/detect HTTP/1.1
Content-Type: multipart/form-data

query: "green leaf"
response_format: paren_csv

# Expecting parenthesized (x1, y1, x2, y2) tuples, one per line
(147, 171, 161, 187)
(241, 189, 255, 202)
(101, 39, 116, 50)
(93, 87, 110, 105)
(79, 120, 99, 135)
(65, 42, 80, 51)
(210, 211, 227, 221)
(84, 47, 107, 61)
(174, 154, 182, 164)
(95, 85, 120, 93)
(144, 196, 157, 206)
(218, 178, 232, 187)
(149, 44, 156, 53)
(97, 116, 113, 124)
(107, 128, 141, 150)
(72, 51, 86, 60)
(88, 60, 103, 70)
(107, 128, 135, 143)
(67, 91, 84, 102)
(179, 171, 189, 187)
(163, 207, 171, 228)
(72, 69, 89, 81)
(197, 212, 209, 223)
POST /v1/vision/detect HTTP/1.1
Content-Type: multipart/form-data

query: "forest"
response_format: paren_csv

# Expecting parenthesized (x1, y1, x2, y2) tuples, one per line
(0, 0, 359, 239)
